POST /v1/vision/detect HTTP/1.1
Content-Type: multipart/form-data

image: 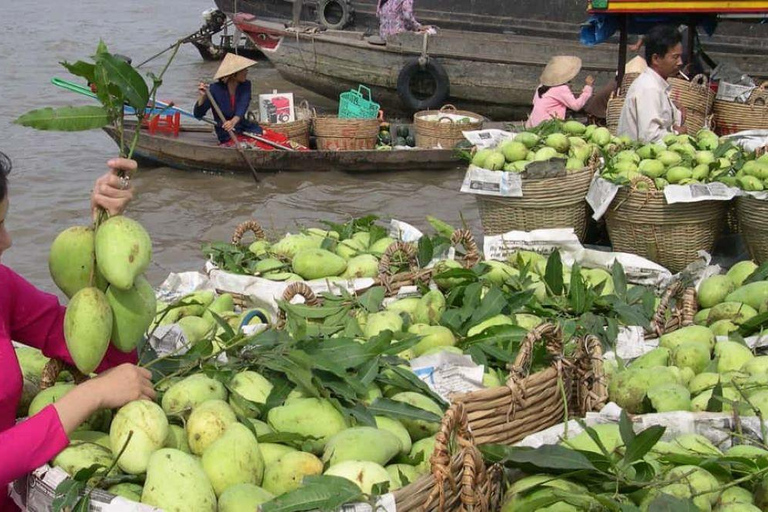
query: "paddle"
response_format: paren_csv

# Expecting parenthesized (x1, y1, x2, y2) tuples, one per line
(206, 89, 261, 183)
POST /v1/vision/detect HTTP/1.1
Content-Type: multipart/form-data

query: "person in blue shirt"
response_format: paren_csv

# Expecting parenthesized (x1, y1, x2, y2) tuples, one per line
(194, 53, 263, 145)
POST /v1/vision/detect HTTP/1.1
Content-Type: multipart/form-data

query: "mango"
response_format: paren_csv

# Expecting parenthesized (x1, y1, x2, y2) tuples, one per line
(335, 238, 366, 259)
(292, 248, 347, 280)
(323, 427, 401, 466)
(607, 368, 652, 413)
(218, 484, 274, 512)
(64, 287, 113, 374)
(413, 290, 446, 325)
(672, 342, 711, 375)
(53, 442, 116, 484)
(660, 325, 715, 352)
(647, 384, 691, 412)
(708, 302, 758, 325)
(386, 464, 423, 490)
(502, 141, 529, 162)
(341, 254, 379, 279)
(726, 282, 768, 310)
(715, 341, 754, 373)
(480, 260, 519, 286)
(271, 234, 321, 259)
(15, 346, 49, 380)
(325, 460, 392, 494)
(562, 424, 621, 454)
(142, 449, 216, 512)
(110, 400, 169, 474)
(177, 316, 215, 344)
(262, 451, 323, 495)
(164, 424, 190, 453)
(248, 240, 270, 256)
(689, 372, 721, 395)
(49, 226, 106, 298)
(514, 313, 543, 331)
(691, 387, 740, 412)
(390, 392, 442, 441)
(727, 261, 758, 288)
(408, 435, 436, 472)
(472, 148, 493, 167)
(694, 308, 712, 325)
(107, 275, 156, 353)
(108, 483, 143, 502)
(162, 374, 228, 417)
(385, 297, 421, 321)
(369, 237, 395, 258)
(408, 324, 456, 357)
(741, 356, 768, 376)
(28, 382, 75, 417)
(364, 311, 404, 339)
(666, 465, 719, 505)
(95, 216, 152, 290)
(202, 293, 235, 323)
(725, 445, 768, 459)
(698, 275, 736, 308)
(71, 430, 111, 449)
(711, 319, 739, 336)
(432, 259, 465, 289)
(187, 399, 238, 455)
(466, 314, 514, 337)
(245, 418, 274, 437)
(581, 268, 614, 296)
(375, 416, 412, 456)
(228, 370, 273, 418)
(201, 423, 265, 496)
(629, 347, 671, 369)
(267, 398, 347, 453)
(259, 443, 297, 467)
(515, 132, 540, 149)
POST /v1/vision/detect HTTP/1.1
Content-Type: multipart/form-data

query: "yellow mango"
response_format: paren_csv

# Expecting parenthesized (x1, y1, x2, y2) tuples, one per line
(218, 484, 274, 512)
(64, 287, 113, 374)
(187, 399, 238, 455)
(266, 398, 347, 453)
(95, 216, 152, 290)
(142, 448, 216, 512)
(161, 374, 228, 417)
(48, 226, 106, 298)
(262, 451, 323, 496)
(201, 423, 265, 496)
(110, 400, 169, 474)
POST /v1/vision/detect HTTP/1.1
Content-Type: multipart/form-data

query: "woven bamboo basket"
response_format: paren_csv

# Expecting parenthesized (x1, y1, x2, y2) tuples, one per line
(451, 323, 607, 447)
(713, 83, 768, 135)
(260, 118, 310, 147)
(414, 105, 483, 149)
(604, 177, 728, 273)
(606, 92, 625, 135)
(647, 280, 697, 339)
(619, 72, 641, 96)
(475, 167, 594, 239)
(736, 194, 768, 263)
(669, 75, 716, 134)
(313, 116, 379, 150)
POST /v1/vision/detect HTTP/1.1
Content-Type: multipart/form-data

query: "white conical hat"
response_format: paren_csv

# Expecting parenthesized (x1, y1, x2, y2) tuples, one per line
(214, 53, 258, 80)
(625, 56, 648, 74)
(540, 56, 583, 87)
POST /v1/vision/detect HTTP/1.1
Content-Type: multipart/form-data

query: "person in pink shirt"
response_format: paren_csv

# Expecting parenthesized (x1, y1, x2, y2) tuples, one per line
(526, 56, 595, 129)
(0, 152, 155, 510)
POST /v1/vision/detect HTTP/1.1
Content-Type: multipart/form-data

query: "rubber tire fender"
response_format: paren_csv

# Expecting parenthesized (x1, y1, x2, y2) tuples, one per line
(396, 58, 450, 111)
(316, 0, 355, 30)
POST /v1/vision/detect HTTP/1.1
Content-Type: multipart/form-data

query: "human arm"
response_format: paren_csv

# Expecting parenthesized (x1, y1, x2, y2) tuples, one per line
(632, 91, 674, 143)
(551, 83, 594, 112)
(401, 0, 423, 31)
(91, 158, 135, 220)
(224, 82, 252, 131)
(193, 82, 211, 119)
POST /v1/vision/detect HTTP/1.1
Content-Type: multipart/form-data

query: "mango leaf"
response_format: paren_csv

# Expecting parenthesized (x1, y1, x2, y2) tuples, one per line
(473, 341, 517, 364)
(14, 106, 110, 131)
(744, 262, 768, 284)
(303, 338, 373, 370)
(61, 60, 95, 82)
(368, 397, 442, 423)
(612, 261, 628, 302)
(706, 382, 724, 412)
(479, 444, 597, 471)
(356, 357, 379, 386)
(426, 215, 456, 238)
(468, 286, 507, 327)
(462, 324, 528, 349)
(258, 432, 319, 447)
(624, 425, 665, 464)
(380, 365, 447, 406)
(261, 476, 364, 512)
(544, 250, 564, 296)
(417, 235, 434, 267)
(738, 311, 768, 336)
(94, 51, 149, 112)
(345, 403, 376, 427)
(569, 264, 587, 314)
(619, 410, 636, 447)
(647, 494, 700, 512)
(357, 286, 385, 313)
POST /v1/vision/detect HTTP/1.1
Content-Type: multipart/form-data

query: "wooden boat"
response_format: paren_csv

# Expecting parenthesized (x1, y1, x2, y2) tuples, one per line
(233, 15, 768, 120)
(102, 124, 466, 174)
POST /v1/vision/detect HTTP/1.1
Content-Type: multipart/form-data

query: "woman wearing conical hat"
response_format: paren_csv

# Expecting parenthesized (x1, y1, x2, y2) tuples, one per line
(194, 53, 287, 148)
(525, 56, 594, 128)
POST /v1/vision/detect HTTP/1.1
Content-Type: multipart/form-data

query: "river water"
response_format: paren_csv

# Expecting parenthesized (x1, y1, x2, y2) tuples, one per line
(1, 0, 479, 293)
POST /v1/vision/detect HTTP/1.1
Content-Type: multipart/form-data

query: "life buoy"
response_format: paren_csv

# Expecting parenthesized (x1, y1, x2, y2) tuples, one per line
(396, 58, 450, 111)
(315, 0, 354, 30)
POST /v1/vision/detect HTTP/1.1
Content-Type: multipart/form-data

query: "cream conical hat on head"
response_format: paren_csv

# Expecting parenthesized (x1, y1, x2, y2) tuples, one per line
(214, 53, 258, 80)
(540, 56, 582, 87)
(625, 55, 648, 75)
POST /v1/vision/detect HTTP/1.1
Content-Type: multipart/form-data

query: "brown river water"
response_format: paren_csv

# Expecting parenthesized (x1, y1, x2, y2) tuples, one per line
(1, 0, 480, 293)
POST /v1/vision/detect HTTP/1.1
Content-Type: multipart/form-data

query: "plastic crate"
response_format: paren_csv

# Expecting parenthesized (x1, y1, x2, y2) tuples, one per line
(338, 85, 380, 119)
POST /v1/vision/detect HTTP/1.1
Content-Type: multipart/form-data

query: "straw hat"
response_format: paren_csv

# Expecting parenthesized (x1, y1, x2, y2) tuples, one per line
(540, 56, 582, 87)
(214, 53, 258, 80)
(625, 55, 648, 75)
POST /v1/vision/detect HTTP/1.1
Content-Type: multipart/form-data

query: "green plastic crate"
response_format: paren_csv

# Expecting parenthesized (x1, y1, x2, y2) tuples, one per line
(338, 85, 380, 119)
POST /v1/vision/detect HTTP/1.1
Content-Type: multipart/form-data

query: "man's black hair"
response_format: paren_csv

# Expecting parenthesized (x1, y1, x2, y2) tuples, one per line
(645, 25, 682, 64)
(0, 152, 11, 202)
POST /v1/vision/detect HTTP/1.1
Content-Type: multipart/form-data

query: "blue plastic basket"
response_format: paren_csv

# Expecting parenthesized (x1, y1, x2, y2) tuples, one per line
(338, 85, 380, 119)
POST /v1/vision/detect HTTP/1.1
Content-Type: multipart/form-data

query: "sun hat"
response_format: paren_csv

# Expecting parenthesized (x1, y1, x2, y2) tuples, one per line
(625, 55, 648, 74)
(214, 53, 258, 80)
(540, 56, 583, 87)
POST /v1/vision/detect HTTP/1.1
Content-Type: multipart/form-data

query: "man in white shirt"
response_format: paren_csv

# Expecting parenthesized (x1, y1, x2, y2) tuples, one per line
(617, 25, 687, 143)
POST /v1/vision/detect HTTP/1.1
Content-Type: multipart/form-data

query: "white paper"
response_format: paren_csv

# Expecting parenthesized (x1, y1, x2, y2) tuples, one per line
(663, 183, 742, 204)
(743, 190, 768, 201)
(586, 175, 620, 220)
(410, 352, 485, 402)
(340, 493, 397, 512)
(716, 82, 756, 102)
(155, 271, 216, 303)
(566, 247, 673, 290)
(461, 129, 515, 149)
(389, 219, 423, 243)
(460, 165, 523, 197)
(483, 228, 582, 261)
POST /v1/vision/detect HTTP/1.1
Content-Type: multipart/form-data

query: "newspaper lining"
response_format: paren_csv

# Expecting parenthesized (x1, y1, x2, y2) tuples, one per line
(460, 165, 523, 197)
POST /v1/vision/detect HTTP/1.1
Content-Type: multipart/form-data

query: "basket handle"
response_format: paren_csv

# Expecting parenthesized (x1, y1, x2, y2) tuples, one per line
(690, 74, 708, 89)
(232, 220, 266, 245)
(629, 175, 657, 192)
(40, 358, 88, 390)
(451, 229, 481, 269)
(439, 104, 457, 113)
(574, 334, 607, 414)
(759, 81, 768, 90)
(425, 402, 495, 512)
(378, 241, 419, 277)
(357, 85, 373, 101)
(437, 116, 455, 124)
(277, 282, 321, 324)
(508, 323, 563, 378)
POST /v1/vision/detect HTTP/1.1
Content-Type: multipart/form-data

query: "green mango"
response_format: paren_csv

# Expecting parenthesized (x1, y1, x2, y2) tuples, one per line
(262, 451, 323, 495)
(672, 342, 711, 375)
(408, 324, 456, 357)
(161, 374, 228, 417)
(14, 346, 50, 380)
(386, 464, 423, 490)
(64, 287, 113, 374)
(324, 460, 392, 494)
(164, 425, 190, 453)
(202, 293, 235, 323)
(218, 484, 274, 512)
(341, 254, 379, 279)
(292, 248, 347, 279)
(322, 427, 402, 466)
(270, 234, 321, 259)
(48, 226, 106, 298)
(186, 400, 238, 455)
(390, 392, 442, 441)
(201, 423, 265, 497)
(726, 281, 768, 310)
(177, 316, 215, 344)
(727, 261, 758, 287)
(561, 424, 622, 454)
(176, 290, 216, 318)
(53, 442, 116, 485)
(715, 341, 754, 373)
(228, 370, 273, 418)
(142, 449, 216, 512)
(375, 416, 412, 456)
(694, 308, 712, 325)
(247, 240, 270, 257)
(698, 275, 735, 308)
(368, 237, 396, 258)
(432, 259, 464, 289)
(107, 275, 156, 353)
(267, 398, 347, 453)
(385, 297, 421, 322)
(659, 325, 715, 352)
(364, 310, 404, 338)
(466, 314, 514, 337)
(110, 400, 169, 474)
(629, 347, 671, 369)
(108, 483, 144, 502)
(708, 301, 758, 325)
(413, 290, 446, 325)
(647, 384, 691, 412)
(95, 216, 152, 290)
(259, 443, 297, 467)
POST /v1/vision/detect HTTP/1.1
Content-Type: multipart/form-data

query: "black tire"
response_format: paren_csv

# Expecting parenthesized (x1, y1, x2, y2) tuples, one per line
(315, 0, 354, 30)
(396, 58, 450, 111)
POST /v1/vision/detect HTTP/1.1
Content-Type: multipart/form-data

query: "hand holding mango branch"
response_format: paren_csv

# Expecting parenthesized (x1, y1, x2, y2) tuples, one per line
(91, 158, 136, 219)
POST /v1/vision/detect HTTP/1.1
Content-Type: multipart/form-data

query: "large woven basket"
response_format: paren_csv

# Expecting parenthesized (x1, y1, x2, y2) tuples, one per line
(606, 92, 625, 135)
(648, 280, 697, 339)
(451, 323, 607, 447)
(604, 178, 728, 273)
(713, 83, 768, 135)
(619, 72, 641, 96)
(261, 118, 310, 147)
(414, 105, 483, 149)
(475, 168, 594, 239)
(669, 75, 716, 134)
(736, 194, 768, 263)
(313, 116, 379, 150)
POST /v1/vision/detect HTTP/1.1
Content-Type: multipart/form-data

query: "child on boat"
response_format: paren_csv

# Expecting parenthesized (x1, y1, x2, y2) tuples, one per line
(526, 56, 594, 128)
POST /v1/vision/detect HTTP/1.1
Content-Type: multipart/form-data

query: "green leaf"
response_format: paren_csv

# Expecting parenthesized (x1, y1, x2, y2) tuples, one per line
(426, 216, 455, 238)
(544, 250, 564, 296)
(462, 324, 528, 349)
(61, 60, 96, 83)
(706, 382, 724, 412)
(468, 286, 507, 327)
(304, 338, 374, 370)
(624, 425, 665, 464)
(417, 235, 434, 268)
(358, 287, 385, 313)
(473, 341, 518, 364)
(479, 444, 597, 471)
(744, 262, 768, 284)
(569, 264, 587, 314)
(612, 261, 628, 302)
(14, 106, 110, 131)
(738, 311, 768, 336)
(619, 410, 636, 448)
(647, 494, 700, 512)
(261, 475, 364, 512)
(345, 403, 376, 427)
(258, 432, 319, 447)
(94, 52, 149, 112)
(368, 397, 442, 423)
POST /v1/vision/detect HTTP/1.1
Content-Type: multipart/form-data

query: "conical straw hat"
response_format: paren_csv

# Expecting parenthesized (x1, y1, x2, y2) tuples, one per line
(625, 55, 648, 75)
(540, 56, 583, 87)
(214, 53, 258, 80)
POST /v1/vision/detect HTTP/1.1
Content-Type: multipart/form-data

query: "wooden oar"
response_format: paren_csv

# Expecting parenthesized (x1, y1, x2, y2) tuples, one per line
(205, 89, 261, 183)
